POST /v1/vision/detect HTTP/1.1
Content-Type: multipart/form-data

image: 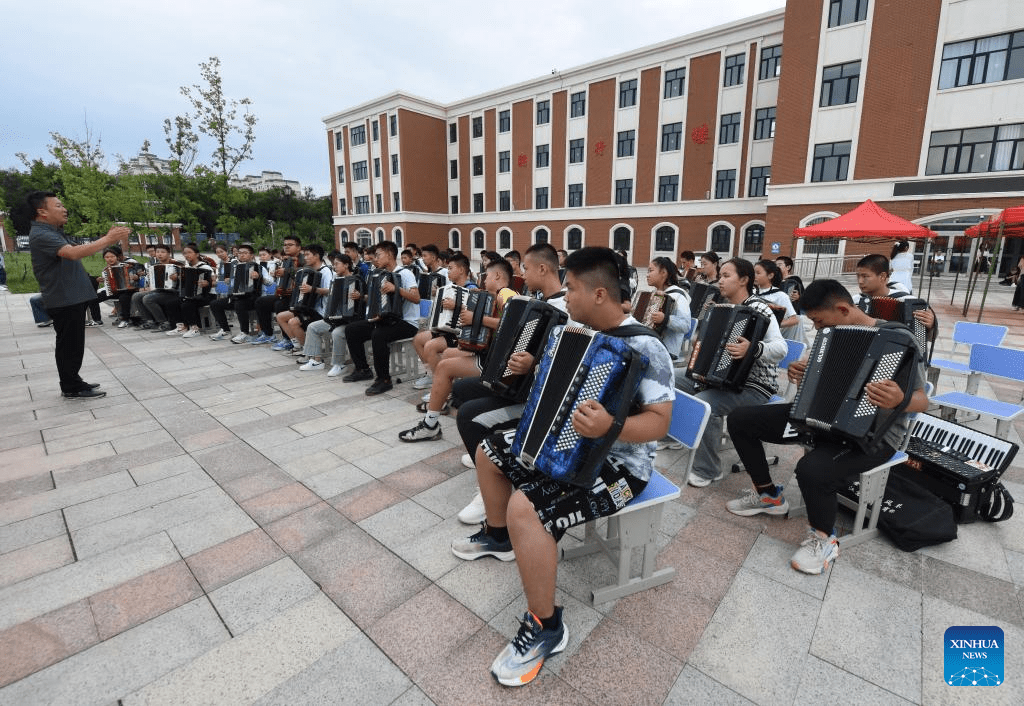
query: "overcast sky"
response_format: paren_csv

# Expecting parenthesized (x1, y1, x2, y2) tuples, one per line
(1, 0, 784, 198)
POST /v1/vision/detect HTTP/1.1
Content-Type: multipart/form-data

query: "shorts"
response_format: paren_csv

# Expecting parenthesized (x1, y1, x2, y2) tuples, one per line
(481, 429, 648, 541)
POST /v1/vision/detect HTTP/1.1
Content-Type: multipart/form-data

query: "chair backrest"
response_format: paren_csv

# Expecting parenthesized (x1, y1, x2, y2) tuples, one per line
(667, 389, 712, 451)
(969, 344, 1024, 384)
(419, 299, 432, 318)
(952, 321, 1008, 347)
(778, 339, 807, 371)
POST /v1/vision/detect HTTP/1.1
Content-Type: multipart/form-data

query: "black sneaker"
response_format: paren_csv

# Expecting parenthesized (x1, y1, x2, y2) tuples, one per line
(398, 419, 442, 442)
(342, 368, 374, 383)
(365, 379, 393, 396)
(451, 525, 515, 561)
(63, 388, 107, 399)
(490, 608, 568, 687)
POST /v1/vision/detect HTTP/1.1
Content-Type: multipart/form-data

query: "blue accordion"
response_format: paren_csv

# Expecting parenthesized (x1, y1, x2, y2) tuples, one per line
(512, 326, 649, 487)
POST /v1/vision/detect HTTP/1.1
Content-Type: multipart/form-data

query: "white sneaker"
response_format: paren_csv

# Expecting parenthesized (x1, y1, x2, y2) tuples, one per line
(421, 391, 431, 402)
(687, 470, 724, 488)
(210, 329, 230, 341)
(182, 328, 201, 339)
(413, 373, 433, 389)
(461, 453, 474, 469)
(327, 365, 344, 377)
(457, 490, 486, 525)
(230, 333, 248, 344)
(166, 324, 186, 336)
(790, 529, 839, 574)
(299, 360, 324, 371)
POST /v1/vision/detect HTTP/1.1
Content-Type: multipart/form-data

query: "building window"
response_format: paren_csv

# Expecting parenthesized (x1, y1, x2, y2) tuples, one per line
(351, 125, 366, 146)
(389, 114, 398, 136)
(499, 190, 511, 211)
(473, 155, 484, 176)
(535, 187, 549, 209)
(474, 193, 484, 213)
(498, 150, 510, 173)
(352, 160, 368, 181)
(535, 228, 549, 244)
(499, 229, 511, 250)
(939, 30, 1024, 89)
(335, 132, 343, 150)
(536, 100, 550, 125)
(567, 227, 583, 250)
(394, 227, 403, 246)
(820, 61, 861, 106)
(375, 194, 382, 213)
(619, 79, 638, 108)
(658, 175, 679, 202)
(754, 107, 776, 140)
(828, 0, 869, 28)
(391, 154, 399, 175)
(719, 113, 741, 145)
(759, 45, 782, 80)
(473, 229, 485, 250)
(744, 224, 765, 253)
(449, 123, 457, 143)
(613, 226, 631, 252)
(926, 123, 1024, 175)
(570, 91, 586, 117)
(569, 138, 585, 163)
(393, 192, 400, 211)
(372, 121, 379, 141)
(336, 165, 345, 183)
(715, 169, 737, 199)
(711, 225, 731, 252)
(661, 122, 683, 152)
(449, 159, 458, 179)
(568, 183, 584, 207)
(664, 67, 686, 98)
(749, 166, 771, 197)
(536, 144, 549, 168)
(724, 53, 745, 87)
(499, 110, 510, 133)
(615, 179, 633, 205)
(450, 230, 461, 250)
(355, 195, 370, 214)
(655, 226, 676, 252)
(617, 130, 635, 157)
(450, 195, 459, 214)
(373, 158, 380, 178)
(472, 116, 483, 138)
(338, 198, 346, 215)
(811, 141, 852, 182)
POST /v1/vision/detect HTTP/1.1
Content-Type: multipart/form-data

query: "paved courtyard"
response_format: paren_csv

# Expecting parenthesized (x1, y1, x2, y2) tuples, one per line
(1, 276, 1022, 705)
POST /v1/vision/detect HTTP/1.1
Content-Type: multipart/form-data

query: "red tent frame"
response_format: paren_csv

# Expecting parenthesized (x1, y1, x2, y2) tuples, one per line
(962, 205, 1024, 320)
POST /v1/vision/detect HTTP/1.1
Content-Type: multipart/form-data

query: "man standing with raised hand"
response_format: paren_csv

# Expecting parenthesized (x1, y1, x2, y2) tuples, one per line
(28, 190, 130, 399)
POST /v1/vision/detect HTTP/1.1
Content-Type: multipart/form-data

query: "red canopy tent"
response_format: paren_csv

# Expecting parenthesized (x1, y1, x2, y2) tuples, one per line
(962, 205, 1024, 320)
(792, 199, 938, 291)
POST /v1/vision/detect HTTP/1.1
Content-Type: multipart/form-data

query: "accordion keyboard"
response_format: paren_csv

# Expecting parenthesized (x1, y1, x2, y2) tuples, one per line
(909, 415, 1017, 473)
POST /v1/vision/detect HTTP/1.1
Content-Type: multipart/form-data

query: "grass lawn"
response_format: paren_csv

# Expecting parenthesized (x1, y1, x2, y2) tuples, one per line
(3, 251, 109, 294)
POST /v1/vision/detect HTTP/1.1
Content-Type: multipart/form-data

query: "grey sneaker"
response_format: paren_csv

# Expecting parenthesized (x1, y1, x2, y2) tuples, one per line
(398, 419, 441, 442)
(210, 329, 230, 341)
(726, 487, 789, 517)
(230, 333, 247, 344)
(490, 607, 568, 687)
(413, 373, 433, 389)
(790, 529, 839, 575)
(451, 525, 515, 561)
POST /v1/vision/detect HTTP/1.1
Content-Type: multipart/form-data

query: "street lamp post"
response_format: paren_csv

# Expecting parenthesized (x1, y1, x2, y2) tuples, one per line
(268, 220, 275, 248)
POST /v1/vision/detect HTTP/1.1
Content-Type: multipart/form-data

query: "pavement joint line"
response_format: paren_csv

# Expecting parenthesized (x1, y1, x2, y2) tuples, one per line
(61, 507, 78, 563)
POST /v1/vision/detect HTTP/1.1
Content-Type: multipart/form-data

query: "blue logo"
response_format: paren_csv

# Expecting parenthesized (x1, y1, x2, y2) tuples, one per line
(944, 626, 1003, 686)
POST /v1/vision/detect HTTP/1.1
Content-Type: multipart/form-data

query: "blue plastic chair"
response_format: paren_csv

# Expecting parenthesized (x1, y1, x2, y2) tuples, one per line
(930, 322, 1008, 393)
(665, 388, 713, 476)
(931, 344, 1024, 438)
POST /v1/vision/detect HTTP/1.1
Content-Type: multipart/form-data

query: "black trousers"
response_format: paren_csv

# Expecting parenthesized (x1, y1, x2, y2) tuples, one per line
(47, 301, 88, 393)
(180, 294, 215, 329)
(255, 294, 288, 336)
(727, 403, 894, 535)
(453, 376, 522, 456)
(345, 318, 418, 380)
(211, 295, 256, 334)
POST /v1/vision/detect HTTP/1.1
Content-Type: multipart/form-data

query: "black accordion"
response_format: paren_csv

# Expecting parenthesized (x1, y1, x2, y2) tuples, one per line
(178, 267, 212, 300)
(418, 272, 447, 302)
(231, 262, 260, 297)
(685, 304, 770, 391)
(689, 282, 721, 319)
(512, 326, 649, 487)
(324, 276, 365, 323)
(147, 263, 178, 291)
(367, 269, 405, 322)
(789, 325, 917, 453)
(276, 257, 300, 300)
(480, 297, 568, 402)
(289, 267, 320, 313)
(867, 296, 929, 354)
(457, 290, 497, 352)
(428, 285, 469, 335)
(633, 290, 675, 335)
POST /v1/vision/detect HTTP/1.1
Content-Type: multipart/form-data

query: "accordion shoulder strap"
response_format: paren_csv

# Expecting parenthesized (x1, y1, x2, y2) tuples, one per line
(606, 324, 660, 340)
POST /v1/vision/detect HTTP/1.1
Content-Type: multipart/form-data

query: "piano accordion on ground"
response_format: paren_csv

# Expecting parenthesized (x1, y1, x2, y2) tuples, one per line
(288, 268, 320, 313)
(512, 326, 649, 487)
(480, 297, 568, 402)
(324, 276, 365, 323)
(685, 303, 770, 391)
(789, 324, 917, 453)
(632, 290, 674, 335)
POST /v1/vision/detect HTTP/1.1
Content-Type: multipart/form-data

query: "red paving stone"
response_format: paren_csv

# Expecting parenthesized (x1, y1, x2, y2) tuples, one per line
(0, 600, 99, 688)
(327, 479, 406, 522)
(264, 501, 353, 554)
(88, 561, 204, 640)
(184, 528, 285, 592)
(383, 462, 450, 498)
(239, 481, 320, 526)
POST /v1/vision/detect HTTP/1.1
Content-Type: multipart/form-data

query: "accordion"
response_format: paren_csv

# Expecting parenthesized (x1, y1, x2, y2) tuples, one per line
(456, 290, 498, 352)
(178, 267, 212, 300)
(633, 290, 675, 335)
(480, 297, 568, 402)
(324, 276, 365, 323)
(231, 262, 260, 297)
(685, 304, 770, 391)
(418, 272, 447, 302)
(276, 257, 299, 299)
(867, 296, 929, 354)
(427, 285, 469, 335)
(689, 282, 721, 319)
(789, 325, 917, 453)
(289, 267, 320, 313)
(147, 263, 178, 291)
(512, 326, 649, 487)
(367, 269, 405, 322)
(102, 265, 131, 295)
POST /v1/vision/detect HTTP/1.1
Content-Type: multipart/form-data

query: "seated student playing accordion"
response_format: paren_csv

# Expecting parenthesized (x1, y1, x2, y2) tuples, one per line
(209, 243, 273, 342)
(295, 254, 359, 375)
(275, 244, 334, 353)
(172, 243, 216, 338)
(411, 254, 478, 390)
(640, 256, 692, 359)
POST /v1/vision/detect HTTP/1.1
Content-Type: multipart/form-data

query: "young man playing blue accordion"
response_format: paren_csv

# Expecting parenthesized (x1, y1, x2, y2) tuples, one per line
(451, 247, 674, 687)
